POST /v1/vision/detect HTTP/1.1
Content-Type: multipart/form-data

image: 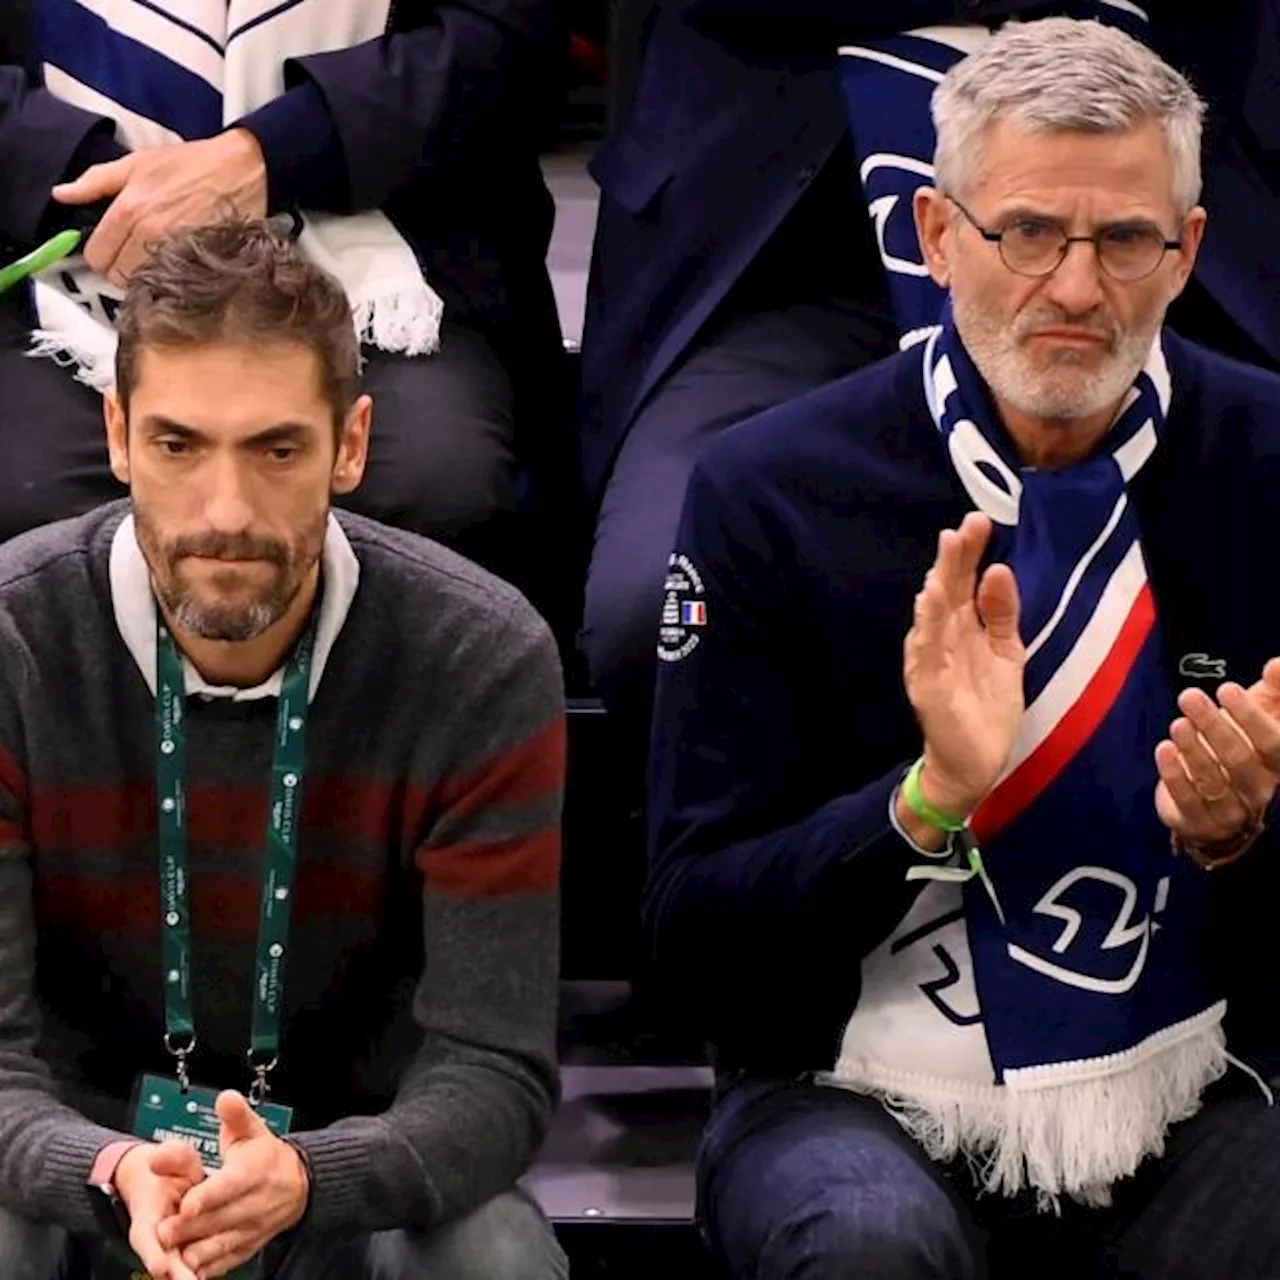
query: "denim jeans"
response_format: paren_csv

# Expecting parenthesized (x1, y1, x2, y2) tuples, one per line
(0, 1188, 567, 1280)
(699, 1074, 1280, 1280)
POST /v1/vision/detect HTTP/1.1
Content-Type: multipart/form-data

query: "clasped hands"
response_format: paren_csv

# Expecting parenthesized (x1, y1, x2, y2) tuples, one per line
(901, 511, 1280, 858)
(113, 1091, 309, 1280)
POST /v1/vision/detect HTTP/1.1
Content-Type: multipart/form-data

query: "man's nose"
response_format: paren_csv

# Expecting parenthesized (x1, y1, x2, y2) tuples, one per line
(1040, 239, 1108, 317)
(199, 454, 257, 533)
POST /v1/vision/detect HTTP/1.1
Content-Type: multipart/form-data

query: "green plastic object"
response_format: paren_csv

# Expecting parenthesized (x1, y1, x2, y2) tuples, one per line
(0, 229, 83, 294)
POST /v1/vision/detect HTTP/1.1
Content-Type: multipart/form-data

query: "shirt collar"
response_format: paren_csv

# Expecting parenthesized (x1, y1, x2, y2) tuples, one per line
(109, 513, 360, 703)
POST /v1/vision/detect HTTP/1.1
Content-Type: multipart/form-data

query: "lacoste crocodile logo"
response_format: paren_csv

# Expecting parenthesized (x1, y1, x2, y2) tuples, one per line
(1178, 653, 1227, 681)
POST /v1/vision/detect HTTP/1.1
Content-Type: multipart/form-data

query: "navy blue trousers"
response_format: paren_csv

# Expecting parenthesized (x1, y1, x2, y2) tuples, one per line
(701, 1075, 1280, 1280)
(579, 296, 896, 752)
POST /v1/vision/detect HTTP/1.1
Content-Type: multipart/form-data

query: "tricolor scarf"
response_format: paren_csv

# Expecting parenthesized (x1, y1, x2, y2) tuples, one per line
(28, 0, 443, 390)
(828, 314, 1228, 1207)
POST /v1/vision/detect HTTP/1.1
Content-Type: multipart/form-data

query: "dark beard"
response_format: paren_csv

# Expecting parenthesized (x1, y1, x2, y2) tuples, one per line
(136, 513, 324, 642)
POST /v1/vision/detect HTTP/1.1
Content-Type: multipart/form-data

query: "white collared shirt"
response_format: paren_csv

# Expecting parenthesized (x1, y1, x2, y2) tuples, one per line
(109, 513, 360, 703)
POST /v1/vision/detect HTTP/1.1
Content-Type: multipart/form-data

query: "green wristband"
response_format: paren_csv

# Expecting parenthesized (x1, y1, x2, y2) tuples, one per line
(902, 757, 969, 833)
(0, 229, 83, 296)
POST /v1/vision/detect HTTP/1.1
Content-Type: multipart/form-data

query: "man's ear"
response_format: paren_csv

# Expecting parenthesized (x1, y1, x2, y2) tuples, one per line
(1166, 205, 1207, 303)
(104, 388, 130, 485)
(914, 186, 955, 289)
(331, 394, 372, 496)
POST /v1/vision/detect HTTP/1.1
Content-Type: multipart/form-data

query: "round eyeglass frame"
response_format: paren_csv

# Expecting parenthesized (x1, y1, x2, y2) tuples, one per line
(947, 196, 1183, 282)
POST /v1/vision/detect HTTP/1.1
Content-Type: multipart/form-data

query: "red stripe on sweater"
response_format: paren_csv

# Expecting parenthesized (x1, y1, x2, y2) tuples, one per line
(38, 862, 389, 940)
(417, 826, 561, 897)
(30, 778, 433, 854)
(35, 875, 159, 936)
(32, 781, 154, 849)
(972, 582, 1156, 845)
(434, 717, 567, 821)
(305, 778, 433, 844)
(0, 745, 27, 807)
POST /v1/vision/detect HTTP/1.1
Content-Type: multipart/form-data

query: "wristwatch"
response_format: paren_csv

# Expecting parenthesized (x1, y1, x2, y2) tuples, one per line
(87, 1178, 131, 1240)
(85, 1141, 139, 1239)
(1173, 805, 1268, 871)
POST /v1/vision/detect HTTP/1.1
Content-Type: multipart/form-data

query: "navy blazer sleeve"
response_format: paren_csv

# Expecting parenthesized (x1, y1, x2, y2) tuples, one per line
(0, 65, 122, 247)
(645, 451, 935, 1031)
(238, 0, 554, 218)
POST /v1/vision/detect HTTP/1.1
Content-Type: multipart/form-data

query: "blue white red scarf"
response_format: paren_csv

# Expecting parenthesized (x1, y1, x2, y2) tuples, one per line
(828, 312, 1228, 1207)
(28, 0, 443, 389)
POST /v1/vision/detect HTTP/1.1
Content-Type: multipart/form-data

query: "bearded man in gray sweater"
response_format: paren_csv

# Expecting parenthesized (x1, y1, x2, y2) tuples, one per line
(0, 217, 567, 1280)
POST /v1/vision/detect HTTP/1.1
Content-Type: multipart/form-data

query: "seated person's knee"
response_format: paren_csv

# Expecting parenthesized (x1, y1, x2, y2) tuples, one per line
(758, 1182, 975, 1280)
(386, 1192, 566, 1280)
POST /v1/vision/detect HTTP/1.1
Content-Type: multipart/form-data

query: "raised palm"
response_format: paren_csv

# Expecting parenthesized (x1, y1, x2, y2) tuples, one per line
(903, 512, 1027, 816)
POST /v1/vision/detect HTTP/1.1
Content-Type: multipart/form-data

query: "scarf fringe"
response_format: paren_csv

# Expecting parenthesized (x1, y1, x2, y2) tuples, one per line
(26, 276, 445, 393)
(828, 1010, 1227, 1211)
(350, 283, 443, 358)
(26, 331, 116, 391)
(27, 279, 118, 391)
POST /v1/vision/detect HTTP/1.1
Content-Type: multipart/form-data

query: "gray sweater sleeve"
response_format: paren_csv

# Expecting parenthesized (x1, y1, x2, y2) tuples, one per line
(0, 634, 136, 1234)
(288, 603, 565, 1232)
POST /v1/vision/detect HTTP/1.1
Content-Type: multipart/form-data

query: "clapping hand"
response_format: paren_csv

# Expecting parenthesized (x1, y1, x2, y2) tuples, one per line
(898, 512, 1025, 844)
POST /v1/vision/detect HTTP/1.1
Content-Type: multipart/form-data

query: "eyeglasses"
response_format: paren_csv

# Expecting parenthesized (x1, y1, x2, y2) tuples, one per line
(947, 197, 1182, 282)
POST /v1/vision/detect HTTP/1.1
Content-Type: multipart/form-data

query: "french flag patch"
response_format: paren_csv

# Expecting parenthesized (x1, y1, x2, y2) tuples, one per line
(681, 600, 708, 626)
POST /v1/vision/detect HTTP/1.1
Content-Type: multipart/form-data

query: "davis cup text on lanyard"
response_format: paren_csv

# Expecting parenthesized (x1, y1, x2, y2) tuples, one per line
(154, 616, 315, 1106)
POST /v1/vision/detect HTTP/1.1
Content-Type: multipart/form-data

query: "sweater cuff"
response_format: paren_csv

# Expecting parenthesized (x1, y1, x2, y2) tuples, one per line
(288, 1122, 443, 1236)
(234, 81, 350, 215)
(44, 1122, 140, 1236)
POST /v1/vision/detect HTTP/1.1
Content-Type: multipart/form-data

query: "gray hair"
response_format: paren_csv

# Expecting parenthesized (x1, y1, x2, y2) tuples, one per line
(932, 18, 1205, 214)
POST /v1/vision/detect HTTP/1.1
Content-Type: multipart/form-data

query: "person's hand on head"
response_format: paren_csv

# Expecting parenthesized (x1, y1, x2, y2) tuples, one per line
(1155, 658, 1280, 861)
(50, 130, 267, 288)
(157, 1090, 309, 1279)
(112, 1138, 206, 1280)
(902, 511, 1026, 826)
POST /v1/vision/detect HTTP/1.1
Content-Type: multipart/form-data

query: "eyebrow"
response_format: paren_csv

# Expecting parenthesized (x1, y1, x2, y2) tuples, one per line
(139, 416, 318, 445)
(995, 206, 1164, 232)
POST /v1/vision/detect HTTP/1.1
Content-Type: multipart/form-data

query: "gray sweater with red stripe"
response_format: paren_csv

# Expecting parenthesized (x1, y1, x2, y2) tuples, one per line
(0, 502, 564, 1237)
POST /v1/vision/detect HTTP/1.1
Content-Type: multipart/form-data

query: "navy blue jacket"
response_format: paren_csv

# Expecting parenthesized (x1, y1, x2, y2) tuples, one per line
(646, 331, 1280, 1078)
(0, 0, 560, 353)
(580, 0, 1280, 499)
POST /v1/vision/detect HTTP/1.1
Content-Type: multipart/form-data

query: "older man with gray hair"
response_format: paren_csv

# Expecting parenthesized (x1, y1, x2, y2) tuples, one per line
(646, 18, 1280, 1280)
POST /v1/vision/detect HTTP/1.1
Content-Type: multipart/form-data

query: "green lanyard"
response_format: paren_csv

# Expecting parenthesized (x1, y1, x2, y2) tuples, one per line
(154, 616, 315, 1103)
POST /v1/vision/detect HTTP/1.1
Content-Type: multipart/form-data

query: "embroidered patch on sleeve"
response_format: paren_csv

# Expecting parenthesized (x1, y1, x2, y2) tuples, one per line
(657, 553, 709, 663)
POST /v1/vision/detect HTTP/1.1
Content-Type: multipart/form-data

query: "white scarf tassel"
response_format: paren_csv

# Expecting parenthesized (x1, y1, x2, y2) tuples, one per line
(826, 1002, 1228, 1210)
